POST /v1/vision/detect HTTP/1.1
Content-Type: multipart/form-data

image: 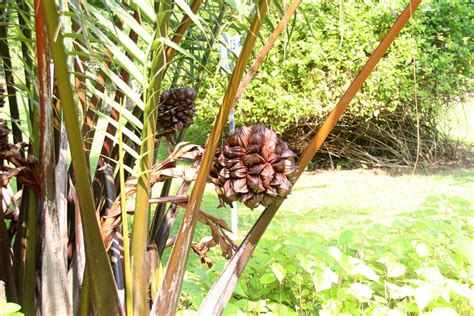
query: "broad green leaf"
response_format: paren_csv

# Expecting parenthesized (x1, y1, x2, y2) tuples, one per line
(0, 300, 22, 314)
(338, 229, 355, 246)
(446, 279, 474, 305)
(347, 283, 373, 302)
(267, 303, 298, 315)
(386, 261, 406, 278)
(328, 246, 358, 275)
(415, 242, 430, 257)
(416, 266, 445, 285)
(222, 303, 244, 316)
(355, 263, 379, 281)
(414, 285, 434, 312)
(386, 283, 415, 299)
(313, 267, 338, 292)
(453, 235, 474, 266)
(270, 262, 286, 283)
(260, 273, 277, 285)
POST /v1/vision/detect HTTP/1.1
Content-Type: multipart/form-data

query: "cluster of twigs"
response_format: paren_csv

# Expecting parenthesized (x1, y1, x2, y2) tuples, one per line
(283, 111, 455, 169)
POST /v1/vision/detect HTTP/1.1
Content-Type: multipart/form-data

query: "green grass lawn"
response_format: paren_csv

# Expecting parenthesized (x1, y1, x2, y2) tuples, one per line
(168, 166, 474, 249)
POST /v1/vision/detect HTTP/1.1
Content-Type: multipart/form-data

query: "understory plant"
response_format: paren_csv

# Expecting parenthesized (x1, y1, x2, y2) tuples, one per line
(184, 195, 474, 315)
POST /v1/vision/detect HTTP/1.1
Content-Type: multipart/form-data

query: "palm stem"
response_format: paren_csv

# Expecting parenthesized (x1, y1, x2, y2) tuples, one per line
(40, 1, 123, 314)
(131, 1, 171, 314)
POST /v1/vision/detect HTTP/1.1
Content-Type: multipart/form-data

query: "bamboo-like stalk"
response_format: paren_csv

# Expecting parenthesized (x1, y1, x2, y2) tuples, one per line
(197, 1, 422, 314)
(131, 1, 171, 314)
(151, 1, 271, 314)
(118, 101, 132, 316)
(39, 1, 123, 314)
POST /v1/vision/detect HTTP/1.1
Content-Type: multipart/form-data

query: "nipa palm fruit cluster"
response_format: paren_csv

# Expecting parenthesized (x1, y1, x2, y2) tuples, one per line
(157, 87, 197, 130)
(210, 124, 297, 209)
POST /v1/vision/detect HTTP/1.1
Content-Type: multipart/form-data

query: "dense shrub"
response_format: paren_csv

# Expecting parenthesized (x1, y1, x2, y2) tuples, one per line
(196, 0, 472, 167)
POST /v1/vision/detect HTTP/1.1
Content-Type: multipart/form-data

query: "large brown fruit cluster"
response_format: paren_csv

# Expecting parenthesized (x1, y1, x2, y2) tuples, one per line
(157, 87, 197, 130)
(210, 124, 297, 209)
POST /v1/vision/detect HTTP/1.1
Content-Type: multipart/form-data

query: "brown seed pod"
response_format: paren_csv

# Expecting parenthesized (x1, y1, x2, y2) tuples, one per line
(210, 124, 297, 209)
(157, 87, 197, 130)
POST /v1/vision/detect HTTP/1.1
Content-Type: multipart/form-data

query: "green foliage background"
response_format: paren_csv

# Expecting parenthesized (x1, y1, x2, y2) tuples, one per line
(195, 0, 472, 165)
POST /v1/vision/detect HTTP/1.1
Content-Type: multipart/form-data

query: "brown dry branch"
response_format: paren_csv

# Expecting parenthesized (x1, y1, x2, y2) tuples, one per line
(283, 112, 452, 169)
(0, 123, 40, 193)
(100, 143, 203, 249)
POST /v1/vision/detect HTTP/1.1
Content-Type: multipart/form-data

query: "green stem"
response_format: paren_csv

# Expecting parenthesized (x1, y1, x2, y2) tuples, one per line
(119, 99, 132, 316)
(131, 1, 171, 314)
(78, 268, 90, 316)
(22, 188, 37, 315)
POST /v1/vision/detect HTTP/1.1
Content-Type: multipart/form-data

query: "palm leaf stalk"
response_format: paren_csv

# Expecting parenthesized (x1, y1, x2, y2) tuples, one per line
(131, 1, 171, 314)
(17, 3, 49, 313)
(12, 2, 35, 304)
(40, 1, 123, 314)
(36, 0, 70, 312)
(118, 101, 132, 316)
(197, 1, 422, 314)
(151, 1, 271, 314)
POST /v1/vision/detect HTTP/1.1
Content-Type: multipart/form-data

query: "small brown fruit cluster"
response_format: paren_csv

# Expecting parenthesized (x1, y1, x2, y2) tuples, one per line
(210, 124, 297, 209)
(157, 87, 197, 130)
